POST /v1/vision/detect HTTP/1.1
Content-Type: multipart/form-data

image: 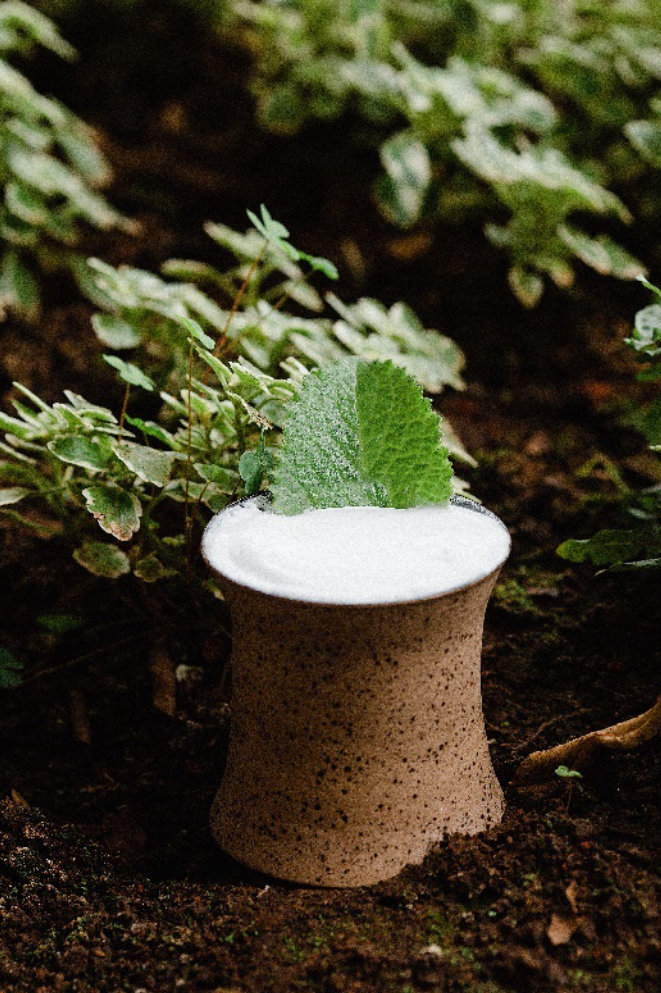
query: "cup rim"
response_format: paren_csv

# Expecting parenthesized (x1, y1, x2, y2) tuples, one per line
(202, 493, 510, 609)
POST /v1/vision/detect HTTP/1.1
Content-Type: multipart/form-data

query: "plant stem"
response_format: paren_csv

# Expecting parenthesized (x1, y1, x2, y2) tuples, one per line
(214, 266, 314, 363)
(203, 244, 266, 382)
(233, 407, 245, 454)
(117, 382, 130, 446)
(184, 338, 194, 565)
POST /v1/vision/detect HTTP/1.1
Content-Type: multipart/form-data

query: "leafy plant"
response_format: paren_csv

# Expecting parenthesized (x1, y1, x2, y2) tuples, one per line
(558, 276, 661, 571)
(270, 358, 454, 515)
(0, 208, 468, 585)
(0, 1, 132, 318)
(86, 205, 465, 397)
(0, 332, 296, 582)
(223, 0, 658, 304)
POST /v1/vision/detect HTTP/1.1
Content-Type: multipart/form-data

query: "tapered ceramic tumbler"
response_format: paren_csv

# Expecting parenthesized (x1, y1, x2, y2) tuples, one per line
(203, 496, 510, 887)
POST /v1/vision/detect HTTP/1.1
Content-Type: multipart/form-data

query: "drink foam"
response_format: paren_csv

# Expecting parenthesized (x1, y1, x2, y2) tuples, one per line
(202, 498, 510, 605)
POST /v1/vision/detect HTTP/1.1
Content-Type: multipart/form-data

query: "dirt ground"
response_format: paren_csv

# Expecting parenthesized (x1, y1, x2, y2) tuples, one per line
(1, 9, 659, 992)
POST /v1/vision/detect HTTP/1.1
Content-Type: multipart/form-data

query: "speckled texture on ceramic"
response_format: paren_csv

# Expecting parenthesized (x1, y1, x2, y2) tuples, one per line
(208, 566, 505, 888)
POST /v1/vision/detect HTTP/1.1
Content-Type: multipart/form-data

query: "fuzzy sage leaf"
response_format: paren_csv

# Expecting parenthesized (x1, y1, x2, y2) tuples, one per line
(270, 358, 453, 515)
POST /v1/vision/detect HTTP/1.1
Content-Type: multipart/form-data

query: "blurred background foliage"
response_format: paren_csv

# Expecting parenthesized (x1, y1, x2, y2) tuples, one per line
(25, 0, 661, 305)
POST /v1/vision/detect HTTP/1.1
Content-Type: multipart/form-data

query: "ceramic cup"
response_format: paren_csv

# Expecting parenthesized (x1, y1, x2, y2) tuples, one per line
(203, 496, 509, 887)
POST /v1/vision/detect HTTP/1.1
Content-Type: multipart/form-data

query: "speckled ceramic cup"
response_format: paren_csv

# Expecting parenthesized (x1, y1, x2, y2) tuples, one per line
(203, 497, 509, 887)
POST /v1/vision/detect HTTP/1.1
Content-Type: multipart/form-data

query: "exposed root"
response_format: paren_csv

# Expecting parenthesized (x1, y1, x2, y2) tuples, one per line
(514, 695, 661, 785)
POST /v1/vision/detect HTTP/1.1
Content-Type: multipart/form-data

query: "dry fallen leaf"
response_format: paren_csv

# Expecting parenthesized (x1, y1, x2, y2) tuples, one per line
(386, 231, 433, 261)
(547, 912, 578, 946)
(565, 880, 579, 914)
(524, 430, 551, 456)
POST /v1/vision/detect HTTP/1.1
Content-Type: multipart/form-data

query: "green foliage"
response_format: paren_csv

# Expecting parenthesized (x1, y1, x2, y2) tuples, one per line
(102, 356, 156, 392)
(0, 2, 131, 318)
(37, 612, 82, 633)
(0, 645, 22, 688)
(246, 203, 339, 279)
(270, 358, 453, 515)
(73, 540, 131, 578)
(555, 766, 582, 780)
(224, 0, 658, 303)
(626, 106, 661, 168)
(1, 209, 467, 583)
(0, 343, 295, 577)
(558, 277, 661, 571)
(87, 210, 466, 396)
(238, 429, 274, 496)
(557, 525, 661, 571)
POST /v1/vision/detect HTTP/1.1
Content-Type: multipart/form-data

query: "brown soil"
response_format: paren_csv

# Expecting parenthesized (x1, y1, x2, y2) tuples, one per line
(1, 9, 659, 992)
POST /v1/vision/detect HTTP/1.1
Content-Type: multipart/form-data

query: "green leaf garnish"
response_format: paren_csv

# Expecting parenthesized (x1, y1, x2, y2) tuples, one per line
(356, 359, 453, 508)
(270, 358, 453, 515)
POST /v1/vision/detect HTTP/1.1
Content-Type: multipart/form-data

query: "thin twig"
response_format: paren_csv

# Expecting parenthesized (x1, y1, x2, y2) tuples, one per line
(117, 383, 130, 446)
(213, 266, 314, 363)
(184, 338, 194, 570)
(202, 245, 266, 383)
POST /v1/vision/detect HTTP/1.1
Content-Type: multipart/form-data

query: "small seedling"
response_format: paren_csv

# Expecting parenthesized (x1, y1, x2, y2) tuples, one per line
(555, 765, 583, 781)
(555, 765, 584, 814)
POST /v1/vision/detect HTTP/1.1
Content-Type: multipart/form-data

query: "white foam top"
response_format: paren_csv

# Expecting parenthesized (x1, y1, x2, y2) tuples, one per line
(202, 499, 510, 605)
